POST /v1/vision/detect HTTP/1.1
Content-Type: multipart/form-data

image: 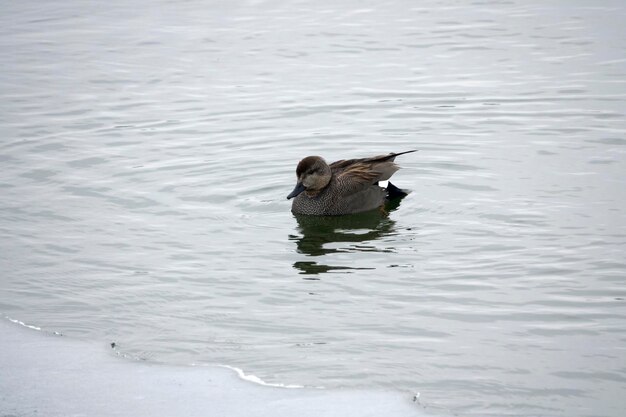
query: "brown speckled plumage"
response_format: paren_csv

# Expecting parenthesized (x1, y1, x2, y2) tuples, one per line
(287, 150, 416, 215)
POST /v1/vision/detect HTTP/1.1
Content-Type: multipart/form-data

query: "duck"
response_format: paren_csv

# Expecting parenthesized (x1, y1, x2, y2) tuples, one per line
(287, 150, 416, 215)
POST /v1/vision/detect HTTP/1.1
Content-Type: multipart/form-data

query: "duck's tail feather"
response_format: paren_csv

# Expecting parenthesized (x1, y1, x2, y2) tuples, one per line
(386, 181, 410, 199)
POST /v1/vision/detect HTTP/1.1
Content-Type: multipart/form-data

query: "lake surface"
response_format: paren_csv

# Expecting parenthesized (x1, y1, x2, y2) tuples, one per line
(1, 1, 625, 416)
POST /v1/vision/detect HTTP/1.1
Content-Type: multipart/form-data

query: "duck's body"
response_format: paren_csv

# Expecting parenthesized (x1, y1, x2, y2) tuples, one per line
(287, 150, 416, 216)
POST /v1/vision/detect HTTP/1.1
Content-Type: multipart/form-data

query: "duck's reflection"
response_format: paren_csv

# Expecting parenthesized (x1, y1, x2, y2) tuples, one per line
(289, 199, 403, 277)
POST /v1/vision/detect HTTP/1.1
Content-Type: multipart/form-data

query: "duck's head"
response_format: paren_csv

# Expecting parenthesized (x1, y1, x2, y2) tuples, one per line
(287, 156, 332, 199)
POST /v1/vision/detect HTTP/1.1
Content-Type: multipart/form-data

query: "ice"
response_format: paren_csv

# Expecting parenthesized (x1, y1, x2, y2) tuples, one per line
(0, 319, 427, 417)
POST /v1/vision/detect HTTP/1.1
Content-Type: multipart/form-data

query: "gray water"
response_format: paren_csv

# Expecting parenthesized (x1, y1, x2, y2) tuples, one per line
(1, 1, 626, 416)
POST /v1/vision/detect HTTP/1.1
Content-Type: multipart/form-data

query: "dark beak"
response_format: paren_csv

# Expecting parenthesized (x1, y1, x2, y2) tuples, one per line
(287, 182, 305, 199)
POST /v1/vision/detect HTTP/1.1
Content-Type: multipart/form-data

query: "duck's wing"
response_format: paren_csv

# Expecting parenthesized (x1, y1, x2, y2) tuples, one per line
(330, 150, 417, 173)
(329, 150, 416, 195)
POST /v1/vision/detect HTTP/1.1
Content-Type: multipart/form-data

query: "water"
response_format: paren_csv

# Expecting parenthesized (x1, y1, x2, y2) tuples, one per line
(1, 1, 625, 416)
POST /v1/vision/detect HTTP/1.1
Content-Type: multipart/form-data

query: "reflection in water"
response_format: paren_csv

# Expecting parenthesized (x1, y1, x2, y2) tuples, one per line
(289, 199, 403, 276)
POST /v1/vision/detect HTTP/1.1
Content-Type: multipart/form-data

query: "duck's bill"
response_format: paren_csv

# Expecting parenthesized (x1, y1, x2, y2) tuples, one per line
(287, 182, 305, 199)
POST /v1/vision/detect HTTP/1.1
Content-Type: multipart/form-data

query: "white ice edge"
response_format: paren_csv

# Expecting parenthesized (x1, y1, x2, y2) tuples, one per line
(219, 364, 308, 389)
(8, 316, 43, 331)
(1, 317, 431, 417)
